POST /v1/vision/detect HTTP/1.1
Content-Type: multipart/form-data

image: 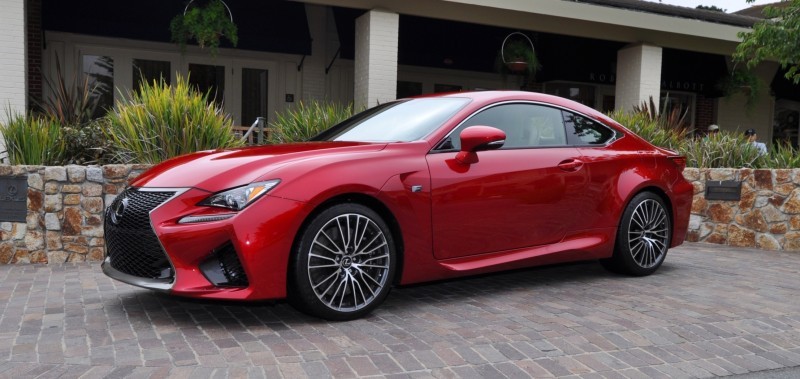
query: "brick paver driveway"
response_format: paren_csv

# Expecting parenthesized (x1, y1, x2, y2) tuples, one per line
(1, 242, 800, 378)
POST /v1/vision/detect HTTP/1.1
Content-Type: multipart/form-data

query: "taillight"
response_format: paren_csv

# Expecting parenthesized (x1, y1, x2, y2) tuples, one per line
(668, 156, 687, 172)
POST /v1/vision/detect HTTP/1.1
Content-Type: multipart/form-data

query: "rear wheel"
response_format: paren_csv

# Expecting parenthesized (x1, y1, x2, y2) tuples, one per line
(601, 192, 671, 276)
(290, 203, 396, 320)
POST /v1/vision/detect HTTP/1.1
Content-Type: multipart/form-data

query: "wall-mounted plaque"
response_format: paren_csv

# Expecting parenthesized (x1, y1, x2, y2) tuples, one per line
(705, 180, 742, 201)
(0, 176, 27, 222)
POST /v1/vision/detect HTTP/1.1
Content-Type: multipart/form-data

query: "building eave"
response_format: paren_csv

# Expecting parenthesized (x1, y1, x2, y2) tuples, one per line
(296, 0, 752, 55)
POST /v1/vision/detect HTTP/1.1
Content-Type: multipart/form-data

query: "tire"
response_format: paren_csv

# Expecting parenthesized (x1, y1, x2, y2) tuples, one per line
(290, 203, 396, 320)
(601, 192, 671, 276)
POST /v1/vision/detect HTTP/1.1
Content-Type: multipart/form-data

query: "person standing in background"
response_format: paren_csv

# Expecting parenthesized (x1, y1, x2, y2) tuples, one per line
(745, 128, 768, 155)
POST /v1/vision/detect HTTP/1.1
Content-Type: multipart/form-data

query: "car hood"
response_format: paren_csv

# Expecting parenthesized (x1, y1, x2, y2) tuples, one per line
(131, 141, 387, 191)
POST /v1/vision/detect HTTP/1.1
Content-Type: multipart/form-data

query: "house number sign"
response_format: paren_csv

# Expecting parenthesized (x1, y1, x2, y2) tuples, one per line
(0, 176, 27, 222)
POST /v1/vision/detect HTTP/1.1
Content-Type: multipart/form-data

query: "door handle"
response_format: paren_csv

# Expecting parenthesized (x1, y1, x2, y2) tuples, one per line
(558, 159, 584, 172)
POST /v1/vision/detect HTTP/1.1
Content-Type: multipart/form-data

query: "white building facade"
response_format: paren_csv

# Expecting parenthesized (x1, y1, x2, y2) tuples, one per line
(1, 0, 797, 162)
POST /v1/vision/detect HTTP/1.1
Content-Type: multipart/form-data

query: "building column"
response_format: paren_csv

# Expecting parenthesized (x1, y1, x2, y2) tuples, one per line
(615, 43, 662, 112)
(0, 0, 26, 162)
(354, 9, 398, 110)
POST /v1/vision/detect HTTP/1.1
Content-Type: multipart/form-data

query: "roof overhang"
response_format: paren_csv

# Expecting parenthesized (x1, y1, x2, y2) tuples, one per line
(297, 0, 752, 55)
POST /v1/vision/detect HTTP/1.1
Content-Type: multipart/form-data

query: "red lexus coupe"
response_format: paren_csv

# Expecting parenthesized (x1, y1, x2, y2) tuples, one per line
(103, 91, 692, 320)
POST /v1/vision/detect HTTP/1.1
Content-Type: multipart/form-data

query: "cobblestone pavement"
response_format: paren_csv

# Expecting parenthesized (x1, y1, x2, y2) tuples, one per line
(1, 242, 800, 378)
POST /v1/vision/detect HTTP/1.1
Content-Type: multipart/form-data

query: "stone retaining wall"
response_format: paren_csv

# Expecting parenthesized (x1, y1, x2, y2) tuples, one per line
(2, 165, 800, 265)
(684, 168, 800, 250)
(0, 165, 149, 264)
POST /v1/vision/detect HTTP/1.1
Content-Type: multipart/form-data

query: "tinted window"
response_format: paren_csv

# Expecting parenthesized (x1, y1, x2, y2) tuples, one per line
(563, 111, 616, 145)
(442, 103, 566, 150)
(311, 98, 470, 143)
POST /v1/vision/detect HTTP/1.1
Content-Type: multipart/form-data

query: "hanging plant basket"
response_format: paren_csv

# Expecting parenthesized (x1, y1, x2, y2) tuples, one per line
(170, 0, 238, 56)
(499, 32, 541, 77)
(506, 61, 529, 73)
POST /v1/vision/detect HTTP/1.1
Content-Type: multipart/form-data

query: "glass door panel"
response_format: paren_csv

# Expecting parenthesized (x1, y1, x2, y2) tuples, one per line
(133, 59, 171, 90)
(241, 68, 268, 126)
(189, 63, 225, 106)
(82, 55, 114, 119)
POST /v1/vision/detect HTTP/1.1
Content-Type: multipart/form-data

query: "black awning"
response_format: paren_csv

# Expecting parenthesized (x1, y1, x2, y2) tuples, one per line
(43, 0, 311, 55)
(398, 15, 515, 73)
(772, 68, 800, 102)
(332, 6, 364, 60)
(661, 48, 728, 97)
(332, 9, 515, 73)
(536, 34, 626, 85)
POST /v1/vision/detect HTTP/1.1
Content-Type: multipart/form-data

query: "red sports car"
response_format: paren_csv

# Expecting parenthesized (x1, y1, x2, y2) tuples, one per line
(103, 91, 692, 320)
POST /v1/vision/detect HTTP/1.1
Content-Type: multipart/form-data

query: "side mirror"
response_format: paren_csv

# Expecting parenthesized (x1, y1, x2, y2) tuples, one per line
(455, 125, 506, 164)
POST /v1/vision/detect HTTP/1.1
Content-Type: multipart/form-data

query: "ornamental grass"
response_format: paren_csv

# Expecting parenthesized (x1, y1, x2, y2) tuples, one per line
(267, 101, 354, 143)
(104, 75, 243, 164)
(0, 112, 65, 165)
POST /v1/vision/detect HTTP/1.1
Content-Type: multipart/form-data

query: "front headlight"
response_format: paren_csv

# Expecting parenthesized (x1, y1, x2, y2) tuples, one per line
(199, 179, 280, 211)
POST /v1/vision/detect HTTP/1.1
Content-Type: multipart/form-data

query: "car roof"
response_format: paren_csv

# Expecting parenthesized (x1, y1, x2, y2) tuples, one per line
(412, 90, 615, 127)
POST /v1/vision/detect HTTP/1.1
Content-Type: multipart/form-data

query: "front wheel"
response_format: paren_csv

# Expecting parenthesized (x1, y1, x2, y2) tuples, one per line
(601, 192, 671, 276)
(290, 203, 396, 320)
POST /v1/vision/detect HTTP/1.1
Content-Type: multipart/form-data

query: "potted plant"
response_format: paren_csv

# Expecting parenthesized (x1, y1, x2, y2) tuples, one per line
(170, 0, 238, 56)
(498, 32, 542, 78)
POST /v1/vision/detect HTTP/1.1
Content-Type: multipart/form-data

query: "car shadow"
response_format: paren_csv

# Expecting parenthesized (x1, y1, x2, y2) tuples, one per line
(110, 260, 677, 328)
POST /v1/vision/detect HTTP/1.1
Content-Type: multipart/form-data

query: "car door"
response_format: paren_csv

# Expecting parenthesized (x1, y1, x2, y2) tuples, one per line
(427, 102, 589, 260)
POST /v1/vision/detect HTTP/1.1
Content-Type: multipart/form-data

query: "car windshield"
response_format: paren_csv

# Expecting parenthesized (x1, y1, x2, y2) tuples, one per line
(311, 97, 471, 142)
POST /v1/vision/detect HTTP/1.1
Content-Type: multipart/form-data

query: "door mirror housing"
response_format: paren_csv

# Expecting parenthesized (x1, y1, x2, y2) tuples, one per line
(456, 125, 506, 164)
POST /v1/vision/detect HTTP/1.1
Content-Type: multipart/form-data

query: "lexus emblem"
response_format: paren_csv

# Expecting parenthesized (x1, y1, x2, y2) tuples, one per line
(110, 196, 129, 225)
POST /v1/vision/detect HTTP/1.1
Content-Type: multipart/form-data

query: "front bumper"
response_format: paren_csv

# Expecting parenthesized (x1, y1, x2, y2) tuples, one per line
(103, 187, 308, 300)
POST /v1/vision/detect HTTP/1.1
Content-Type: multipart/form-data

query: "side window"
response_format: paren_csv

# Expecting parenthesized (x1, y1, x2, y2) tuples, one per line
(563, 111, 616, 145)
(444, 103, 567, 150)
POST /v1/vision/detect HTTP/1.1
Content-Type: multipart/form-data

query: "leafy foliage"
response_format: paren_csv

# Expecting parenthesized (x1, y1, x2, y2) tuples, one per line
(170, 0, 238, 56)
(268, 101, 354, 144)
(34, 56, 98, 126)
(718, 68, 762, 109)
(0, 112, 65, 165)
(62, 119, 113, 165)
(764, 140, 800, 168)
(26, 55, 112, 164)
(612, 102, 800, 169)
(104, 75, 243, 164)
(681, 132, 765, 169)
(608, 109, 687, 151)
(734, 0, 800, 84)
(632, 96, 689, 131)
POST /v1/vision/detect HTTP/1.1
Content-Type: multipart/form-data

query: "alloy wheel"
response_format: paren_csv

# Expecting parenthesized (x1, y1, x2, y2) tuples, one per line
(307, 213, 391, 312)
(627, 199, 669, 268)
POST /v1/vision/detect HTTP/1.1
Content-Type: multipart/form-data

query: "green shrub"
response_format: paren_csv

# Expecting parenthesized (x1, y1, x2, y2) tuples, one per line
(681, 133, 764, 169)
(104, 75, 243, 164)
(764, 141, 800, 169)
(268, 101, 354, 144)
(62, 118, 113, 165)
(608, 109, 687, 151)
(0, 112, 65, 165)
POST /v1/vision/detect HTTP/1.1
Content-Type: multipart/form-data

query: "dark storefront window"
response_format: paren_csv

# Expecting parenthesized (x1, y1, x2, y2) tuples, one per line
(189, 64, 225, 106)
(133, 59, 171, 90)
(241, 68, 268, 126)
(545, 83, 595, 108)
